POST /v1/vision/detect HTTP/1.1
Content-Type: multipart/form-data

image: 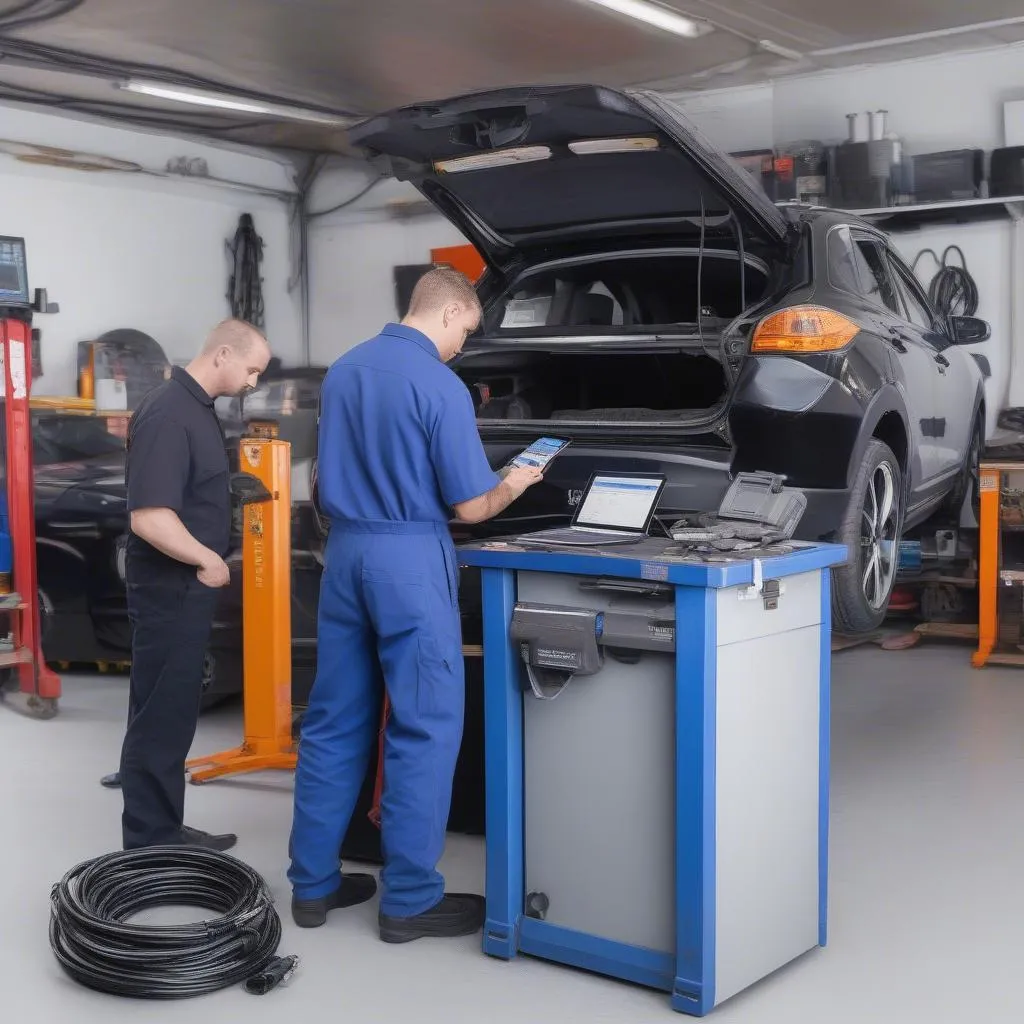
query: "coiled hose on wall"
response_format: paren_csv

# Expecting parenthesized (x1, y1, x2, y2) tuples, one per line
(49, 846, 295, 999)
(227, 212, 265, 329)
(912, 245, 979, 319)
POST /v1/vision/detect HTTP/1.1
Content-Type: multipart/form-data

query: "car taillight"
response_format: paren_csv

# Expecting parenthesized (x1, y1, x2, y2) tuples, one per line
(751, 306, 860, 354)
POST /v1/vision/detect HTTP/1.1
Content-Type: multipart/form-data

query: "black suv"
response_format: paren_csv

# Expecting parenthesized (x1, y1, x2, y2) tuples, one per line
(351, 84, 989, 634)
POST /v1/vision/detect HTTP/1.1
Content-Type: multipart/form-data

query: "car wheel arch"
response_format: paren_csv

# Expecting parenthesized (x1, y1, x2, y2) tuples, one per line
(847, 389, 911, 492)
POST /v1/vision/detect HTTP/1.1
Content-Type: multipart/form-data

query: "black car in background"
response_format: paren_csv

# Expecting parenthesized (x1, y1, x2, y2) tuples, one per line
(32, 380, 325, 704)
(350, 83, 989, 633)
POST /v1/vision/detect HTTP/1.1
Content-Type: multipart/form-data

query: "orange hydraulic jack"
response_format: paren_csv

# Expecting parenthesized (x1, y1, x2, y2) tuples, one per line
(187, 437, 297, 783)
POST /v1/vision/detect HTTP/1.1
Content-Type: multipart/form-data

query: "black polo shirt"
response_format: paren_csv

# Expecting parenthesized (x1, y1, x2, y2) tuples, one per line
(125, 366, 230, 574)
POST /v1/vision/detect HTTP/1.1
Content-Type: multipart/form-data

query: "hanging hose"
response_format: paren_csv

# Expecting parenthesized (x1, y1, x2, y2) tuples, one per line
(912, 245, 979, 318)
(227, 213, 265, 329)
(49, 846, 295, 999)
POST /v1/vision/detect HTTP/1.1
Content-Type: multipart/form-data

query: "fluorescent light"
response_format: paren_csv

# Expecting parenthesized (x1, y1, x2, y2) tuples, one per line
(578, 0, 712, 38)
(569, 136, 660, 154)
(435, 147, 552, 173)
(115, 80, 351, 127)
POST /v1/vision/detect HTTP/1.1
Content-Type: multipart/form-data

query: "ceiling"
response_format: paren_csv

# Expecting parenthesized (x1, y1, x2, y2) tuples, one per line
(2, 0, 1024, 155)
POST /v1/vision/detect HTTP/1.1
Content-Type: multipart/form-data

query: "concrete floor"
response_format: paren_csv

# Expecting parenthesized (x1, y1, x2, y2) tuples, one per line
(2, 645, 1022, 1023)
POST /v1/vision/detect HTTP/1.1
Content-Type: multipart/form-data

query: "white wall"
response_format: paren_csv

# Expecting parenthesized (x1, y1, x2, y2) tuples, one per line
(0, 104, 302, 396)
(306, 163, 463, 365)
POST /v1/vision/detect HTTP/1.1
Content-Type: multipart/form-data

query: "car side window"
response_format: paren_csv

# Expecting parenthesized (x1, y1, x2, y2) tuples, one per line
(850, 237, 902, 315)
(826, 226, 863, 294)
(887, 255, 936, 332)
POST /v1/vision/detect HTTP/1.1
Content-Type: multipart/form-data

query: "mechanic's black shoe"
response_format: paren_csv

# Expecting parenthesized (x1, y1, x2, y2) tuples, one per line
(180, 826, 237, 852)
(379, 894, 485, 944)
(291, 874, 379, 928)
(100, 771, 122, 788)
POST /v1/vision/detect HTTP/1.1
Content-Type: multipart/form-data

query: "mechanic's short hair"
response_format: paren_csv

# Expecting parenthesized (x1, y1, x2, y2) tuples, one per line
(204, 318, 268, 356)
(408, 266, 481, 317)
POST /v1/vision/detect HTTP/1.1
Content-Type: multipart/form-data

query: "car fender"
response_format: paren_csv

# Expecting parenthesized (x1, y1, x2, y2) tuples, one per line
(846, 385, 913, 491)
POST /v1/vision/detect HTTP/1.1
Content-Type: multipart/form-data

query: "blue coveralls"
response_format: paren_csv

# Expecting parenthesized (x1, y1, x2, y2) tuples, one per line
(288, 323, 499, 917)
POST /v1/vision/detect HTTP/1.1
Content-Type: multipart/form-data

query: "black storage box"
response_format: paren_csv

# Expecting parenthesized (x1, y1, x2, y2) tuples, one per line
(991, 147, 1024, 198)
(911, 149, 985, 202)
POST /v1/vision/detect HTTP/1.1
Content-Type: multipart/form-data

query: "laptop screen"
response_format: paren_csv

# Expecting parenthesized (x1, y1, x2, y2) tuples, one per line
(573, 474, 666, 533)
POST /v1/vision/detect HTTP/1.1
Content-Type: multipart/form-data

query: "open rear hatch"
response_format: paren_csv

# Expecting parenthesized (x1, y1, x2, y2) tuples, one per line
(348, 84, 792, 273)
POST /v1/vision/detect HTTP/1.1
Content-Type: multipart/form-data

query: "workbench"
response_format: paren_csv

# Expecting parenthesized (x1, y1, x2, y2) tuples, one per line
(459, 536, 846, 1015)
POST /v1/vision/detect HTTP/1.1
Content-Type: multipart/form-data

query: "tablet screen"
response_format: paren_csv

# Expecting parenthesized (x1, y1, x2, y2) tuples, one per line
(510, 437, 570, 471)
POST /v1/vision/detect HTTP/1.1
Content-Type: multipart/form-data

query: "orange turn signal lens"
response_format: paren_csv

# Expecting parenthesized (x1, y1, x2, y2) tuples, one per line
(751, 306, 860, 354)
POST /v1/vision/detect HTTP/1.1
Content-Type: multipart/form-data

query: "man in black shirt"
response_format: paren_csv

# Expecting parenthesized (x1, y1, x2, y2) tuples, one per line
(119, 319, 271, 851)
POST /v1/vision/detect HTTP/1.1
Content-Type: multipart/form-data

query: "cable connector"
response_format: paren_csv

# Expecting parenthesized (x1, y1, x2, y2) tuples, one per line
(245, 955, 299, 995)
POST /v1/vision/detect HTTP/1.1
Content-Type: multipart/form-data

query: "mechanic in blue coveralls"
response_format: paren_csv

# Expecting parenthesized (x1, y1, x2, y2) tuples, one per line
(289, 267, 543, 940)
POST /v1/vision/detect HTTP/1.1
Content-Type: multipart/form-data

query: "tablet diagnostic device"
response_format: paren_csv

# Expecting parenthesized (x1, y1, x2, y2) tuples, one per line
(509, 437, 571, 472)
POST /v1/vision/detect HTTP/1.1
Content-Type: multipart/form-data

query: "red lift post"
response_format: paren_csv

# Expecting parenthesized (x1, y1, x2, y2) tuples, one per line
(0, 236, 60, 718)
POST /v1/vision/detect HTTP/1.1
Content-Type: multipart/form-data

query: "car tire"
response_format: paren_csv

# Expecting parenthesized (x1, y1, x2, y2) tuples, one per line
(943, 411, 983, 523)
(832, 439, 905, 635)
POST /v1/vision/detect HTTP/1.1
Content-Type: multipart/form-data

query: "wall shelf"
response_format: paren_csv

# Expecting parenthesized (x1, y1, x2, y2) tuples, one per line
(780, 195, 1024, 231)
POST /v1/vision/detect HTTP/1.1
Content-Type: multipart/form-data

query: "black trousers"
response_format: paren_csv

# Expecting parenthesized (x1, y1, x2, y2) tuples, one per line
(119, 566, 218, 849)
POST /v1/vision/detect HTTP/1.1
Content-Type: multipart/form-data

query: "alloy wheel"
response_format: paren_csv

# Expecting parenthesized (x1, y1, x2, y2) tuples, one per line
(860, 462, 900, 611)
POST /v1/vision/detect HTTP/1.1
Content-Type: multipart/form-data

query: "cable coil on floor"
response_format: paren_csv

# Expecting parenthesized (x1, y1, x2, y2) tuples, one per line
(49, 846, 294, 999)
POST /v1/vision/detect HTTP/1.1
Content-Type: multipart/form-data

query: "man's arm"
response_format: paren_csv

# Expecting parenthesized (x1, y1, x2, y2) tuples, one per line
(431, 388, 542, 523)
(126, 414, 230, 586)
(452, 467, 540, 524)
(130, 508, 222, 569)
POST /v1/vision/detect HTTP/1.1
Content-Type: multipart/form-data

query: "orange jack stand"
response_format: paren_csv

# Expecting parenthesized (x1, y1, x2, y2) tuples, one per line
(187, 438, 297, 783)
(972, 464, 1002, 668)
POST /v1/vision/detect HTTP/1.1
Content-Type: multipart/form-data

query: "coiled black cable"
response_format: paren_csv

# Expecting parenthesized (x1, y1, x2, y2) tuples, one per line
(49, 846, 286, 999)
(912, 245, 979, 318)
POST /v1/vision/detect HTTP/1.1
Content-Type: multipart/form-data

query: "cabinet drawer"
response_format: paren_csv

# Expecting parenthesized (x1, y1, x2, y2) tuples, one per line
(715, 569, 822, 647)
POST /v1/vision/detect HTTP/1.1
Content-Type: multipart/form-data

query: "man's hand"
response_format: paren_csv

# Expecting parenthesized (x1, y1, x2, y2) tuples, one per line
(197, 554, 231, 588)
(503, 464, 544, 497)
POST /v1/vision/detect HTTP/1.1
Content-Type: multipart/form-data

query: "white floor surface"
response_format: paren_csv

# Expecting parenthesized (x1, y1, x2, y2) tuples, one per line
(3, 645, 1023, 1023)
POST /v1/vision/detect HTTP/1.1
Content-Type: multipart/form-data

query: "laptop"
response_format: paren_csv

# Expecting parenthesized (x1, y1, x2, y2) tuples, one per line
(518, 472, 667, 547)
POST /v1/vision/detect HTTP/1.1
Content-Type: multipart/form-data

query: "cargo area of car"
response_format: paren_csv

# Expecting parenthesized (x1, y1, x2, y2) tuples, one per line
(459, 348, 730, 423)
(458, 250, 769, 426)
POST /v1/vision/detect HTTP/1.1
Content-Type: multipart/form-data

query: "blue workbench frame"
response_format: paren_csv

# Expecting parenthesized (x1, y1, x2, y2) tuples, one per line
(461, 542, 846, 1016)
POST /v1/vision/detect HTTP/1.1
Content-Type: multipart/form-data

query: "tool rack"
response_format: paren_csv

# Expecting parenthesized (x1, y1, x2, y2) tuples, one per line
(0, 314, 61, 717)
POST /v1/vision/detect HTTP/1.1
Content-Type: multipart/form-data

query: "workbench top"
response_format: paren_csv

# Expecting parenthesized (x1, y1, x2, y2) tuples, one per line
(458, 537, 848, 589)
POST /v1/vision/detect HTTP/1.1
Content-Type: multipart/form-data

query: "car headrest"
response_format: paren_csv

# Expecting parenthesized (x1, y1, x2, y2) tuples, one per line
(569, 291, 615, 326)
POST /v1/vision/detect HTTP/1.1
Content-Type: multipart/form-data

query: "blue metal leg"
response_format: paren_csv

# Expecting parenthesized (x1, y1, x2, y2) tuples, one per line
(672, 584, 717, 1016)
(818, 569, 832, 949)
(481, 567, 523, 960)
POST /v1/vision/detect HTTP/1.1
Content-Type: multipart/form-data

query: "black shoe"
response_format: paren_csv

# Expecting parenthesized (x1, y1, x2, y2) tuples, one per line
(100, 771, 122, 788)
(291, 874, 379, 928)
(379, 893, 485, 944)
(180, 826, 237, 852)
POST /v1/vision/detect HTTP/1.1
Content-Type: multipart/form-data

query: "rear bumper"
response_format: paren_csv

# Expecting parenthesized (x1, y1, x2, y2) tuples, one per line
(793, 487, 853, 544)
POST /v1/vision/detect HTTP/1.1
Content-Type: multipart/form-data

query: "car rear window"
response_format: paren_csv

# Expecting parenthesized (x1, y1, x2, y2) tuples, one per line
(485, 253, 769, 333)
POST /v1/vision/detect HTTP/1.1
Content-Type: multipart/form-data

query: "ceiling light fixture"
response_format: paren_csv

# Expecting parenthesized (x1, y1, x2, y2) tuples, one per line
(115, 80, 352, 126)
(578, 0, 713, 38)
